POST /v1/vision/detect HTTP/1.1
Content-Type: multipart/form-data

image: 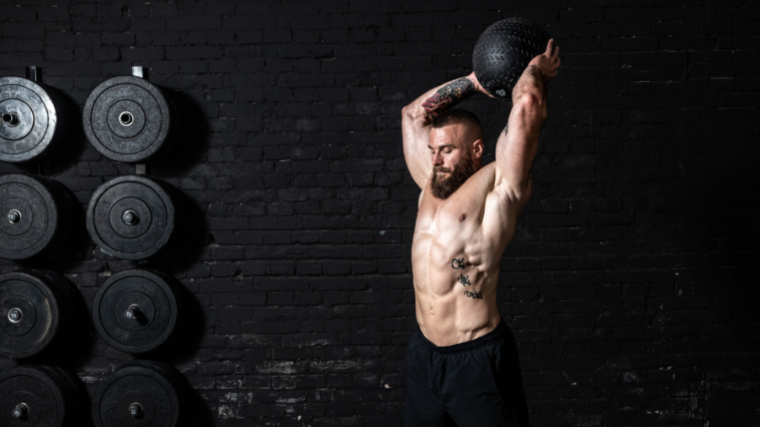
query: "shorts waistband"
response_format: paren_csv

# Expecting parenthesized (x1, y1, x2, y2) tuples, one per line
(417, 318, 509, 355)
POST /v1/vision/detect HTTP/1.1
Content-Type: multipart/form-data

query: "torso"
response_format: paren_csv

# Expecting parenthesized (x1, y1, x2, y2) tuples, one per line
(412, 163, 529, 346)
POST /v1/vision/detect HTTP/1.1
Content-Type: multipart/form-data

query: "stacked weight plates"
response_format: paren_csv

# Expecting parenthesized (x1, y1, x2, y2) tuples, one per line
(92, 360, 186, 427)
(93, 269, 180, 354)
(472, 17, 551, 98)
(0, 365, 81, 426)
(0, 270, 76, 358)
(0, 174, 74, 260)
(83, 76, 176, 163)
(86, 175, 176, 260)
(0, 77, 64, 163)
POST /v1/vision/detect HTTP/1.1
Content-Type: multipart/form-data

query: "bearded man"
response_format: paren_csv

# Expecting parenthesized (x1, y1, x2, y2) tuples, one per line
(400, 40, 560, 426)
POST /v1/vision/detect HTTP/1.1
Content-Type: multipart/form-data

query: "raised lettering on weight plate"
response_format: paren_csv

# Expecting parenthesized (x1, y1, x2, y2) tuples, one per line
(98, 200, 111, 216)
(114, 327, 130, 340)
(1, 89, 20, 99)
(11, 283, 29, 294)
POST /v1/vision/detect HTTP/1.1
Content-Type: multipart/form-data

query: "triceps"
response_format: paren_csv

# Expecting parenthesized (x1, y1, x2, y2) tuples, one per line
(422, 78, 476, 118)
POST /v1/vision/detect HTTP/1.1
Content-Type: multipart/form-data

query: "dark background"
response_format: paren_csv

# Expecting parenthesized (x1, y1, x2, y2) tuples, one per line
(1, 0, 759, 426)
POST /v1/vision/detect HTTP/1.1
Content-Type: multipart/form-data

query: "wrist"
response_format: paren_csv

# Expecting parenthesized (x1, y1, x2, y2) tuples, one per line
(526, 65, 548, 83)
(467, 73, 489, 95)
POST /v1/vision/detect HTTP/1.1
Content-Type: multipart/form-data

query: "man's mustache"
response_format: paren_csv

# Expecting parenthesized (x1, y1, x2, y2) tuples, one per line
(434, 166, 452, 173)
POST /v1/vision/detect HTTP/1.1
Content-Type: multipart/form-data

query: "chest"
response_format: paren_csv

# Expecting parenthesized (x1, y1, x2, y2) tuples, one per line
(412, 189, 488, 269)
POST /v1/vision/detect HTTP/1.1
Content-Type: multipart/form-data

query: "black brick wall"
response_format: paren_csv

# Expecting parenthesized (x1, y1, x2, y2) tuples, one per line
(1, 0, 758, 426)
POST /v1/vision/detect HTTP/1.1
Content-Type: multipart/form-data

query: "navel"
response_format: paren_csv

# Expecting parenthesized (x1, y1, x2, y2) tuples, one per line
(459, 213, 466, 222)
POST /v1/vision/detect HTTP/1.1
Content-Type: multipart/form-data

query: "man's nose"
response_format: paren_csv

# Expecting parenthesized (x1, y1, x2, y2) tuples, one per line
(432, 152, 443, 166)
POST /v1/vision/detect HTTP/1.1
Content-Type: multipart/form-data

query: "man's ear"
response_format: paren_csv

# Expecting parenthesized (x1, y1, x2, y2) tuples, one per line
(472, 139, 484, 159)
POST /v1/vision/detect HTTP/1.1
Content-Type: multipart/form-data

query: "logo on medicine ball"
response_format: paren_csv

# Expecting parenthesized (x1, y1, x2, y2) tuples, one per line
(495, 89, 507, 97)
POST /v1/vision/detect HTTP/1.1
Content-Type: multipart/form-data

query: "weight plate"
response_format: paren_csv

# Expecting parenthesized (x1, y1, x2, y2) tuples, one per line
(86, 175, 176, 260)
(93, 269, 179, 354)
(0, 174, 69, 261)
(93, 362, 182, 427)
(83, 76, 175, 163)
(0, 271, 63, 358)
(0, 365, 74, 426)
(0, 77, 60, 163)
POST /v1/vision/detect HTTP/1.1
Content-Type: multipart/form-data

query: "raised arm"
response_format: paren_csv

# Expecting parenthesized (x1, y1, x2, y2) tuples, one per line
(495, 39, 560, 202)
(401, 75, 483, 189)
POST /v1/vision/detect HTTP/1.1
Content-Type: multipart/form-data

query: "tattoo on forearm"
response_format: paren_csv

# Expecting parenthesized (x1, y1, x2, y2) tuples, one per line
(422, 78, 476, 118)
(502, 123, 509, 136)
(458, 273, 471, 287)
(465, 290, 483, 299)
(451, 258, 465, 269)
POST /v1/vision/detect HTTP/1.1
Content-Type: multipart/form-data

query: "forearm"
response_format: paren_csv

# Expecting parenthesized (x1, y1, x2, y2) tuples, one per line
(511, 66, 548, 126)
(403, 75, 479, 123)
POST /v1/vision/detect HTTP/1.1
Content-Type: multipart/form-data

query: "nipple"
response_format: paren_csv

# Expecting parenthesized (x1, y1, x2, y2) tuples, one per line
(459, 214, 466, 222)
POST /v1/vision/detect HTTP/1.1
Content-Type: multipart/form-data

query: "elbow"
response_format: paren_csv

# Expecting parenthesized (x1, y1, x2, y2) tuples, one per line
(402, 104, 422, 120)
(514, 93, 547, 125)
(402, 104, 428, 126)
(514, 93, 542, 110)
(401, 105, 415, 124)
(401, 105, 413, 120)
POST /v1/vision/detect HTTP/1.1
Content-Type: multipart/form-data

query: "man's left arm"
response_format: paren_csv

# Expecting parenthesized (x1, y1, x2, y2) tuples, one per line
(494, 39, 560, 203)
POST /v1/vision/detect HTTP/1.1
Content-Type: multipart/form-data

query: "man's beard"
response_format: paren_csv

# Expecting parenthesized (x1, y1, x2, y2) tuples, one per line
(430, 155, 477, 199)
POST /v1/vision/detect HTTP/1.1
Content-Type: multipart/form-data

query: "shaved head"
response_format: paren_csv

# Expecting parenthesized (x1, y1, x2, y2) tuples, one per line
(432, 109, 483, 142)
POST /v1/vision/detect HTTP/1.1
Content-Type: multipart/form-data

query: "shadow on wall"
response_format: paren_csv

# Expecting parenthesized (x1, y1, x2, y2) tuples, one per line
(143, 274, 207, 365)
(154, 88, 211, 178)
(42, 87, 89, 176)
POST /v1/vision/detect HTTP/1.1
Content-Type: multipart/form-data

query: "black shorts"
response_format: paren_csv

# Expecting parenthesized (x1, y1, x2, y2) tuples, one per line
(404, 319, 529, 427)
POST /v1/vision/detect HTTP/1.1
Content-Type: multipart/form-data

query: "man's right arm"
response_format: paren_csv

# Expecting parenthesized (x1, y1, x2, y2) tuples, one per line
(401, 75, 481, 189)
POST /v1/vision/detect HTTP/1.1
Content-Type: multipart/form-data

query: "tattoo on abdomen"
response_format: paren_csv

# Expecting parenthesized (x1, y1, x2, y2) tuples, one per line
(458, 273, 471, 287)
(422, 78, 476, 118)
(452, 262, 483, 300)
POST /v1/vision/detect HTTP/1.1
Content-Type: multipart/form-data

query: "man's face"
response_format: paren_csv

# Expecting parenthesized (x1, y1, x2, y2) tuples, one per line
(429, 124, 480, 199)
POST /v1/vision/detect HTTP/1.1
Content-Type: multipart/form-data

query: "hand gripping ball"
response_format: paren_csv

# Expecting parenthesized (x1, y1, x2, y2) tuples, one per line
(472, 18, 551, 99)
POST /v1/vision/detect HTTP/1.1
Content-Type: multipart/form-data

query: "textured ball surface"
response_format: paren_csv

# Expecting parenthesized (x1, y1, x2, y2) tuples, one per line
(473, 18, 551, 99)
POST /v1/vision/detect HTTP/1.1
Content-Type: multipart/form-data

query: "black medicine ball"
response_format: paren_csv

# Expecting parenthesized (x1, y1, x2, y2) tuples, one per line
(472, 18, 551, 99)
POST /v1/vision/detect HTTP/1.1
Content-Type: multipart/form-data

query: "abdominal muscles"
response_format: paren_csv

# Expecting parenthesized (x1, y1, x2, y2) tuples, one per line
(411, 228, 500, 346)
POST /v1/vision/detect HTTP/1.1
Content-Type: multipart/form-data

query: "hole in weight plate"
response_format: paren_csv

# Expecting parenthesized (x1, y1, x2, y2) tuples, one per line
(122, 209, 138, 225)
(13, 402, 29, 419)
(7, 308, 22, 323)
(7, 209, 21, 224)
(2, 112, 20, 127)
(119, 111, 134, 126)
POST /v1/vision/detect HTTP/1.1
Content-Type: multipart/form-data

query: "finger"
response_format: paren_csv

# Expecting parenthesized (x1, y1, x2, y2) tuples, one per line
(553, 45, 560, 61)
(546, 39, 554, 55)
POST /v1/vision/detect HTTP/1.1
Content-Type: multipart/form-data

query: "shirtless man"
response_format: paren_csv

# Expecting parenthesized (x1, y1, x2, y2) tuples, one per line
(400, 40, 560, 426)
